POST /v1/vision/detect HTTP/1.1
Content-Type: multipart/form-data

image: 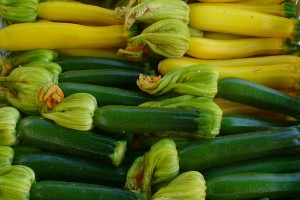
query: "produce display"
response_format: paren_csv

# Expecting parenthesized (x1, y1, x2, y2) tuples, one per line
(1, 0, 300, 199)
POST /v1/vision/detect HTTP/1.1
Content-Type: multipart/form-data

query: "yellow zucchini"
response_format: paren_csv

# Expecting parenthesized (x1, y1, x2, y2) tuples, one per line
(199, 2, 296, 17)
(187, 37, 295, 59)
(189, 3, 299, 38)
(37, 1, 123, 26)
(239, 0, 292, 4)
(0, 22, 135, 51)
(158, 55, 300, 75)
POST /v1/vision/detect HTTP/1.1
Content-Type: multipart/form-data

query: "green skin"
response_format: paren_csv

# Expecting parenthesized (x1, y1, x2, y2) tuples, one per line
(58, 82, 158, 107)
(202, 153, 300, 180)
(16, 116, 127, 167)
(179, 126, 300, 171)
(30, 181, 146, 200)
(217, 77, 300, 120)
(13, 146, 129, 187)
(54, 56, 148, 72)
(58, 69, 145, 90)
(206, 172, 300, 200)
(93, 105, 200, 135)
(220, 114, 299, 135)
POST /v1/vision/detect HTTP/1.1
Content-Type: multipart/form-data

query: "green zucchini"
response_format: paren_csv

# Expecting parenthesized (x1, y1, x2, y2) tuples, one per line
(58, 82, 157, 106)
(30, 181, 146, 200)
(54, 56, 148, 72)
(220, 114, 299, 135)
(202, 153, 300, 180)
(16, 116, 127, 167)
(58, 69, 143, 89)
(217, 77, 300, 120)
(13, 145, 129, 187)
(93, 105, 208, 136)
(178, 127, 300, 171)
(206, 172, 300, 200)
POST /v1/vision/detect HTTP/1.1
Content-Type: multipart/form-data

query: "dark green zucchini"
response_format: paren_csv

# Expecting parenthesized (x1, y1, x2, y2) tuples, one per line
(30, 181, 146, 200)
(93, 105, 202, 135)
(220, 114, 299, 135)
(58, 69, 144, 89)
(13, 145, 129, 187)
(58, 82, 157, 107)
(178, 127, 300, 171)
(55, 56, 148, 72)
(217, 77, 300, 120)
(202, 153, 300, 180)
(16, 116, 127, 167)
(206, 172, 300, 200)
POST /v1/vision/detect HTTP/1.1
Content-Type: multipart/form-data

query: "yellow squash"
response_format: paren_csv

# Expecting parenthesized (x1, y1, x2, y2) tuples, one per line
(0, 22, 135, 51)
(189, 3, 299, 38)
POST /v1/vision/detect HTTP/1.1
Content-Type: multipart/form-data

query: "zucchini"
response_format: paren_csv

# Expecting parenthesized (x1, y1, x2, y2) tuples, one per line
(202, 153, 300, 180)
(58, 82, 157, 107)
(206, 172, 300, 200)
(58, 69, 143, 89)
(217, 77, 300, 120)
(13, 145, 129, 187)
(54, 56, 148, 72)
(178, 127, 300, 171)
(220, 114, 299, 135)
(16, 116, 127, 167)
(93, 105, 207, 136)
(30, 181, 146, 200)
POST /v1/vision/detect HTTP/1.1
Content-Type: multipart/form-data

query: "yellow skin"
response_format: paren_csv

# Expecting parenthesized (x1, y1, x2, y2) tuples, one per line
(198, 3, 291, 17)
(37, 1, 123, 26)
(198, 0, 243, 2)
(56, 48, 123, 60)
(187, 37, 287, 59)
(238, 0, 289, 4)
(203, 31, 248, 40)
(189, 3, 296, 38)
(158, 56, 300, 90)
(158, 55, 300, 75)
(0, 22, 131, 51)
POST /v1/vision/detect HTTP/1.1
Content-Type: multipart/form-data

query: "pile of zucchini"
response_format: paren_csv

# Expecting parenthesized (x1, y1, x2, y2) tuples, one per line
(1, 0, 300, 199)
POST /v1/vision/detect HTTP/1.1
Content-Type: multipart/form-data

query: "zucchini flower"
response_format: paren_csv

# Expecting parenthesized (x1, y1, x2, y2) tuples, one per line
(0, 146, 14, 168)
(139, 95, 222, 138)
(37, 88, 98, 131)
(0, 106, 20, 146)
(151, 171, 206, 200)
(125, 139, 179, 200)
(0, 165, 35, 200)
(118, 19, 190, 60)
(0, 61, 62, 114)
(0, 0, 39, 23)
(0, 49, 58, 76)
(137, 64, 219, 99)
(115, 0, 190, 30)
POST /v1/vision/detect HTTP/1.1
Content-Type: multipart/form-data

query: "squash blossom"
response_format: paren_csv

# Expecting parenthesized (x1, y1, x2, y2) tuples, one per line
(0, 106, 20, 146)
(0, 61, 61, 115)
(137, 64, 219, 99)
(118, 19, 190, 60)
(152, 171, 206, 200)
(0, 146, 14, 168)
(0, 0, 39, 23)
(37, 88, 98, 131)
(0, 165, 35, 200)
(0, 49, 58, 76)
(125, 139, 179, 200)
(115, 0, 189, 30)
